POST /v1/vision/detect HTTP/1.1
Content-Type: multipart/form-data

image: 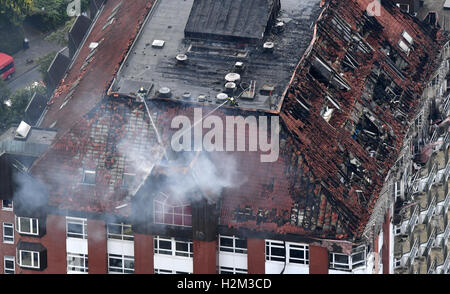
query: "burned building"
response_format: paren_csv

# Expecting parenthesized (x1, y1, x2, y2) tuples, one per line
(0, 0, 446, 275)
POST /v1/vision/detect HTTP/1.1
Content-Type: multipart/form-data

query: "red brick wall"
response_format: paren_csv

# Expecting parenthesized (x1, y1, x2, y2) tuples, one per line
(134, 233, 154, 274)
(193, 240, 217, 274)
(0, 208, 16, 274)
(382, 211, 390, 274)
(247, 238, 265, 274)
(17, 214, 67, 274)
(309, 245, 329, 274)
(87, 219, 107, 274)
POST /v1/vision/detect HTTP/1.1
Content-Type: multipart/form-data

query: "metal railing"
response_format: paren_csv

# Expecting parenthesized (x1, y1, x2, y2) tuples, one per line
(409, 205, 420, 233)
(408, 237, 419, 267)
(423, 227, 436, 257)
(425, 195, 437, 223)
(426, 163, 437, 191)
(428, 259, 436, 274)
(442, 248, 450, 274)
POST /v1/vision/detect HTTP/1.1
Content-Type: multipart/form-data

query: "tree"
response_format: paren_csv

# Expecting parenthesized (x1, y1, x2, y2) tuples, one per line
(45, 18, 75, 46)
(0, 0, 33, 25)
(36, 51, 57, 84)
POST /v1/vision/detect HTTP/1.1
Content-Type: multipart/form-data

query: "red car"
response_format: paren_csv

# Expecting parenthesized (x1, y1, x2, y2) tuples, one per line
(0, 53, 15, 81)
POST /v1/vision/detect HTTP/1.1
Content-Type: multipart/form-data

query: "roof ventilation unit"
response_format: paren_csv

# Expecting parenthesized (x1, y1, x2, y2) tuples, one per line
(176, 54, 188, 64)
(225, 73, 241, 84)
(216, 93, 229, 104)
(158, 87, 172, 98)
(225, 82, 237, 95)
(182, 92, 192, 100)
(234, 61, 245, 73)
(15, 121, 32, 140)
(263, 42, 275, 53)
(274, 21, 285, 33)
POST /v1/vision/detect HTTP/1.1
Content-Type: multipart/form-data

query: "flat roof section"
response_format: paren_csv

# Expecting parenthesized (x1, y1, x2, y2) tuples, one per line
(113, 0, 323, 112)
(184, 0, 279, 42)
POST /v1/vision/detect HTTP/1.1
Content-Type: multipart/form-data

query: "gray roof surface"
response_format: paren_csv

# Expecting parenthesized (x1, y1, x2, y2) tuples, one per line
(112, 0, 322, 112)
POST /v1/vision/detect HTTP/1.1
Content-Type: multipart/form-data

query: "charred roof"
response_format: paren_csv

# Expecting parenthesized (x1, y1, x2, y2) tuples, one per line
(29, 0, 444, 242)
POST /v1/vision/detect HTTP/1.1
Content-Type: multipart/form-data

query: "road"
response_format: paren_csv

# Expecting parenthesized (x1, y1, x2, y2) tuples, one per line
(6, 66, 42, 93)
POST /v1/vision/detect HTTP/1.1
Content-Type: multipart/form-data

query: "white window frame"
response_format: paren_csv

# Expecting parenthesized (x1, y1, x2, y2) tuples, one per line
(153, 192, 192, 228)
(394, 258, 401, 268)
(2, 200, 13, 211)
(67, 252, 88, 274)
(394, 225, 402, 236)
(18, 250, 40, 269)
(265, 240, 309, 265)
(219, 266, 248, 274)
(107, 223, 133, 241)
(4, 256, 15, 274)
(329, 252, 351, 270)
(15, 216, 39, 236)
(219, 235, 247, 254)
(329, 247, 366, 271)
(3, 222, 14, 243)
(66, 217, 88, 239)
(265, 240, 286, 262)
(154, 268, 190, 274)
(108, 254, 134, 274)
(154, 236, 193, 258)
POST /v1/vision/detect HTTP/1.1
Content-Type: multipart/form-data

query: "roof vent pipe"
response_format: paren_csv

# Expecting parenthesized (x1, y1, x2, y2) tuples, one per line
(158, 87, 172, 98)
(176, 54, 188, 64)
(225, 82, 237, 95)
(225, 73, 241, 85)
(263, 42, 275, 53)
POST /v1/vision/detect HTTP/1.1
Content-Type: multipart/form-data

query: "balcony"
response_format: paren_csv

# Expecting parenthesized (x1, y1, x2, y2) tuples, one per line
(421, 226, 436, 257)
(408, 237, 419, 268)
(408, 205, 420, 234)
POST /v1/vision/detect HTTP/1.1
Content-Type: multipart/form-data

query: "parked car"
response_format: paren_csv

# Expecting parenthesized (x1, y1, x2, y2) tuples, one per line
(0, 53, 15, 81)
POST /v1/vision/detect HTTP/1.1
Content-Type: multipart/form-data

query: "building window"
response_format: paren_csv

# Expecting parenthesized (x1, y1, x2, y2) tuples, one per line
(394, 226, 402, 236)
(154, 236, 193, 258)
(394, 258, 401, 268)
(18, 250, 39, 269)
(108, 254, 134, 274)
(153, 192, 192, 227)
(265, 240, 309, 265)
(2, 200, 13, 211)
(66, 217, 87, 239)
(329, 248, 366, 271)
(4, 256, 15, 274)
(219, 235, 247, 254)
(219, 266, 248, 274)
(3, 222, 14, 243)
(107, 223, 133, 241)
(15, 216, 39, 235)
(265, 240, 286, 262)
(154, 268, 173, 274)
(82, 170, 96, 185)
(288, 243, 309, 265)
(67, 253, 88, 273)
(329, 253, 350, 270)
(154, 268, 189, 274)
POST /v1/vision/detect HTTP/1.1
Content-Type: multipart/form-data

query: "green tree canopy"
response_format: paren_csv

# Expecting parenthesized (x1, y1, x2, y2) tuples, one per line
(0, 0, 33, 25)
